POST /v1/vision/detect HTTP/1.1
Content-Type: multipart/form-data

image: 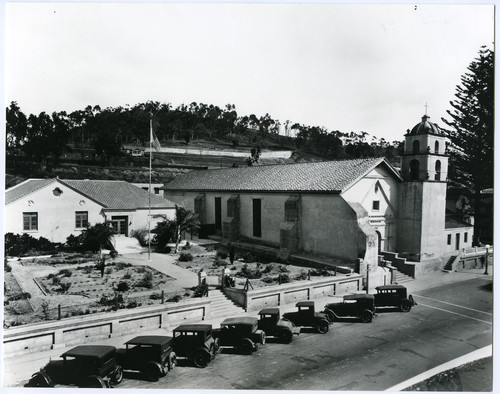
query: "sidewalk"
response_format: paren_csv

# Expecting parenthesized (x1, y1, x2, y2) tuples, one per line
(2, 264, 493, 388)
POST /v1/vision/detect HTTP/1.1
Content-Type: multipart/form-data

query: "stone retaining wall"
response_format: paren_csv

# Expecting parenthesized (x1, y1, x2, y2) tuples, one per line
(3, 298, 210, 358)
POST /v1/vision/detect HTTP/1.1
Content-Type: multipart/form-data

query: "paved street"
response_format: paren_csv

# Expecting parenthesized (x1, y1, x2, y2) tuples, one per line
(5, 272, 492, 390)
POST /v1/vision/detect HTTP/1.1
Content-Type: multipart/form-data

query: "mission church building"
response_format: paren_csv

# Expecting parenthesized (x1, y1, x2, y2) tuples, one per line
(162, 114, 473, 284)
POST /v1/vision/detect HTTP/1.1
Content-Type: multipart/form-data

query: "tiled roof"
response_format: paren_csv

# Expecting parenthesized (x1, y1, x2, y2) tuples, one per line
(6, 178, 176, 210)
(5, 179, 56, 205)
(60, 180, 176, 209)
(163, 157, 398, 193)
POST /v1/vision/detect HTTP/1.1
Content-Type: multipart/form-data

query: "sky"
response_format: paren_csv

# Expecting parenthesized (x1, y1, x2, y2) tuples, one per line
(3, 2, 495, 143)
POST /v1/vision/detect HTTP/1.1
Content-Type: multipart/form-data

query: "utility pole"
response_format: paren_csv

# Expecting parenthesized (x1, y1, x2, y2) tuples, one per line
(366, 264, 371, 294)
(484, 245, 490, 275)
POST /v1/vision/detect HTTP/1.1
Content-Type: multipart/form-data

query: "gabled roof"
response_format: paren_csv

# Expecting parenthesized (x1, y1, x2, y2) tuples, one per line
(6, 178, 176, 210)
(162, 157, 401, 194)
(5, 178, 57, 205)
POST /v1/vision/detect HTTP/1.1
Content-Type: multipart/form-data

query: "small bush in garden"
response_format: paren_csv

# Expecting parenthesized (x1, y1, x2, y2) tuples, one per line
(109, 250, 118, 258)
(126, 301, 138, 308)
(131, 228, 150, 247)
(279, 273, 290, 283)
(182, 241, 192, 250)
(5, 262, 12, 273)
(58, 269, 72, 277)
(115, 262, 133, 270)
(105, 267, 113, 275)
(262, 277, 274, 284)
(216, 248, 228, 260)
(279, 265, 290, 273)
(137, 271, 154, 289)
(294, 271, 308, 281)
(123, 271, 132, 279)
(262, 264, 273, 274)
(310, 268, 333, 276)
(115, 281, 130, 292)
(136, 266, 146, 273)
(212, 257, 228, 268)
(51, 276, 61, 286)
(7, 292, 32, 302)
(179, 252, 193, 262)
(238, 264, 262, 279)
(60, 282, 72, 293)
(243, 252, 256, 264)
(230, 265, 237, 271)
(82, 265, 93, 274)
(167, 295, 182, 302)
(149, 292, 163, 300)
(47, 273, 55, 279)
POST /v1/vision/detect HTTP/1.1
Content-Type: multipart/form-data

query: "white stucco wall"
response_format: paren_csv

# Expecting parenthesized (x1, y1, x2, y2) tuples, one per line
(444, 227, 473, 254)
(5, 181, 105, 243)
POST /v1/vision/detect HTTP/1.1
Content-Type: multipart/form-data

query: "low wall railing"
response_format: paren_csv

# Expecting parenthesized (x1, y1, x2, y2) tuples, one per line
(3, 297, 211, 358)
(223, 274, 363, 312)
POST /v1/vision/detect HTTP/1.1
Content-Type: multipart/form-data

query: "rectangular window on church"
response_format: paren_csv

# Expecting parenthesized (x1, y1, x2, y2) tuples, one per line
(447, 234, 451, 245)
(464, 232, 468, 243)
(372, 201, 380, 211)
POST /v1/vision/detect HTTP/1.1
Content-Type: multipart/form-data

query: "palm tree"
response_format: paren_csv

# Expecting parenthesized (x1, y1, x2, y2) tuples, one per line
(173, 205, 200, 253)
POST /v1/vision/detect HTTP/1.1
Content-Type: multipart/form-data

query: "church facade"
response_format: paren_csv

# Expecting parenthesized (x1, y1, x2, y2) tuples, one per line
(162, 115, 473, 282)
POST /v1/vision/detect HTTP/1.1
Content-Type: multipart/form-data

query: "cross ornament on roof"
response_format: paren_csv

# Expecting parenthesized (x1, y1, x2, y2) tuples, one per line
(424, 102, 429, 115)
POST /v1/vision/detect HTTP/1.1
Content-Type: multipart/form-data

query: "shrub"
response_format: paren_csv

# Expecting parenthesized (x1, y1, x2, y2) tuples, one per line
(212, 257, 228, 268)
(263, 264, 273, 274)
(47, 273, 55, 279)
(137, 271, 154, 289)
(105, 267, 113, 275)
(136, 266, 146, 273)
(310, 268, 333, 277)
(243, 252, 256, 264)
(238, 264, 262, 279)
(262, 277, 274, 284)
(167, 295, 182, 302)
(115, 262, 133, 270)
(179, 252, 193, 262)
(278, 273, 290, 283)
(5, 233, 57, 256)
(82, 265, 93, 274)
(115, 281, 130, 292)
(122, 271, 132, 279)
(149, 292, 163, 300)
(216, 248, 228, 260)
(294, 270, 308, 281)
(279, 265, 290, 273)
(109, 250, 118, 258)
(4, 260, 12, 273)
(58, 269, 72, 277)
(182, 241, 192, 250)
(60, 282, 72, 293)
(65, 234, 83, 252)
(7, 292, 32, 302)
(99, 293, 124, 307)
(51, 276, 61, 286)
(131, 228, 150, 247)
(152, 220, 176, 252)
(126, 301, 138, 308)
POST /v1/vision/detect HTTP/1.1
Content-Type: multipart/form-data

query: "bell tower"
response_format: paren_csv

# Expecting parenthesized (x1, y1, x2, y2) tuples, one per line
(397, 114, 449, 261)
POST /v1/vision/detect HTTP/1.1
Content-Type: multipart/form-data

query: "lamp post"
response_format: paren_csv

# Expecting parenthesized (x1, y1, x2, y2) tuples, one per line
(366, 264, 371, 294)
(484, 245, 490, 275)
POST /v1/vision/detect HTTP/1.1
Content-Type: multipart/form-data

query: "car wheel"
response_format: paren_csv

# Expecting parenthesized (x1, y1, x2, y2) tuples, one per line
(360, 310, 373, 323)
(25, 372, 52, 388)
(143, 361, 162, 381)
(110, 365, 123, 385)
(316, 320, 329, 334)
(400, 299, 412, 312)
(192, 349, 211, 368)
(324, 309, 335, 323)
(239, 339, 254, 355)
(280, 330, 293, 344)
(168, 352, 177, 371)
(260, 331, 266, 345)
(83, 375, 107, 388)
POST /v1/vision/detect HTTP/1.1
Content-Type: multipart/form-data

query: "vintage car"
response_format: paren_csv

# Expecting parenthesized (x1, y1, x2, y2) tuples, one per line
(373, 284, 417, 312)
(212, 317, 266, 354)
(282, 301, 330, 334)
(257, 308, 300, 343)
(323, 294, 375, 323)
(116, 336, 176, 381)
(25, 345, 123, 388)
(172, 324, 219, 368)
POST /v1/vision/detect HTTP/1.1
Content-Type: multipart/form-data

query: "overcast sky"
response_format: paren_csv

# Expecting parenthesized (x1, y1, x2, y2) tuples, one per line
(4, 2, 494, 143)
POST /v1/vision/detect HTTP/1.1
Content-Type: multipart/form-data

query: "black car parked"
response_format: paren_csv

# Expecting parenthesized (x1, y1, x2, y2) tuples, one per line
(258, 308, 300, 343)
(116, 336, 176, 381)
(324, 294, 375, 323)
(172, 324, 219, 368)
(25, 345, 123, 388)
(282, 301, 330, 334)
(212, 317, 266, 354)
(373, 284, 417, 312)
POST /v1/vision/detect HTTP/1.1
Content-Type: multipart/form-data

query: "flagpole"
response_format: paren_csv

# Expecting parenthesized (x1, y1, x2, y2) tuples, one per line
(148, 114, 152, 261)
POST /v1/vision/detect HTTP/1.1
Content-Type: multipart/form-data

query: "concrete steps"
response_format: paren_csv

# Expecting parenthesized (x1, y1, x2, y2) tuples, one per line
(393, 270, 414, 284)
(208, 289, 245, 319)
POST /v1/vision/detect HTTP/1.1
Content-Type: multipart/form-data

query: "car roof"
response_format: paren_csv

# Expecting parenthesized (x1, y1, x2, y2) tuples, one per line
(221, 317, 258, 325)
(344, 294, 374, 300)
(61, 345, 116, 359)
(173, 324, 212, 332)
(124, 336, 173, 346)
(296, 301, 314, 307)
(376, 285, 406, 290)
(258, 308, 280, 315)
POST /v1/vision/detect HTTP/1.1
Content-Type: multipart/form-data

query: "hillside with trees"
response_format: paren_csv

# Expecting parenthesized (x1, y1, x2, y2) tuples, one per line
(6, 100, 403, 187)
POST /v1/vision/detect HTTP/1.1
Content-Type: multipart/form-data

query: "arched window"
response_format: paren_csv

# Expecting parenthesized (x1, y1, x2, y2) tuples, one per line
(434, 140, 439, 154)
(412, 140, 420, 154)
(435, 160, 441, 181)
(410, 159, 420, 181)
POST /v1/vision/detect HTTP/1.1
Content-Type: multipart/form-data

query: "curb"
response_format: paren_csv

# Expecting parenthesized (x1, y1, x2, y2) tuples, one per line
(385, 345, 493, 391)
